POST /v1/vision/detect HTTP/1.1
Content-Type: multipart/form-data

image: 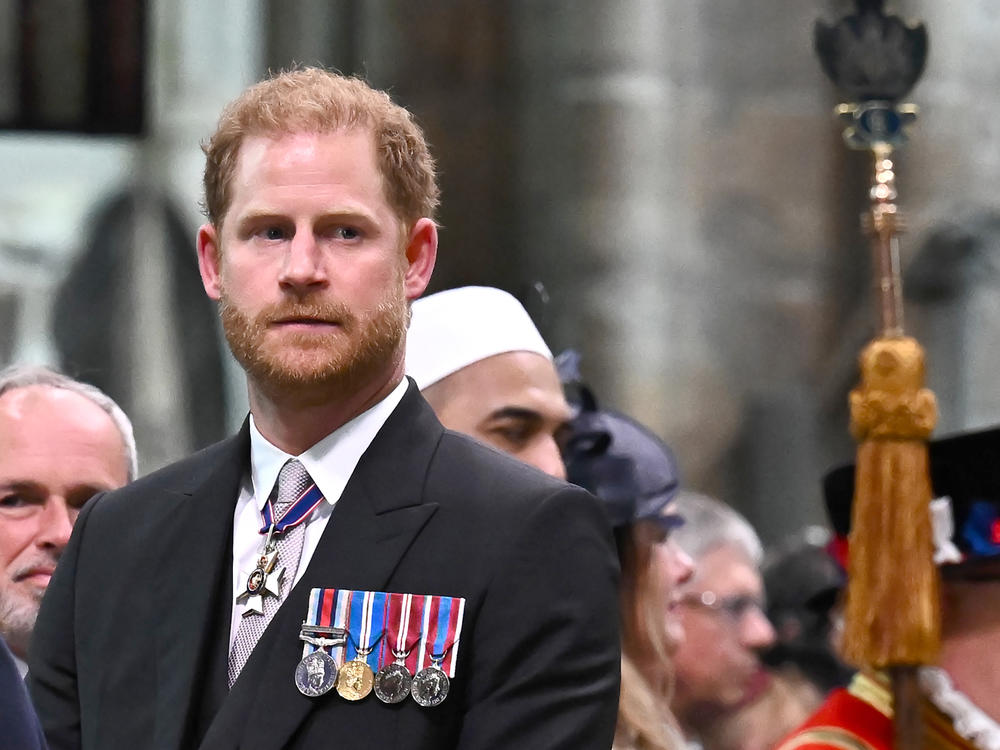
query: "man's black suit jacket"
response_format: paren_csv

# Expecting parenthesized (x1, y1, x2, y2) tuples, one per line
(29, 383, 621, 749)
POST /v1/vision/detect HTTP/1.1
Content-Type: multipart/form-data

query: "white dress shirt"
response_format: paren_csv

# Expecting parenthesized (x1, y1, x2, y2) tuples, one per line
(13, 651, 27, 679)
(228, 379, 408, 648)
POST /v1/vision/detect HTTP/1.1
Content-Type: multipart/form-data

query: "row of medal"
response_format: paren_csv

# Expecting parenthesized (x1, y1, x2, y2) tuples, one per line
(294, 588, 465, 708)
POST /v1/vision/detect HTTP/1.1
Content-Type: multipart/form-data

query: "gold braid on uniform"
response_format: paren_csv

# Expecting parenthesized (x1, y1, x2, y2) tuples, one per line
(776, 728, 877, 750)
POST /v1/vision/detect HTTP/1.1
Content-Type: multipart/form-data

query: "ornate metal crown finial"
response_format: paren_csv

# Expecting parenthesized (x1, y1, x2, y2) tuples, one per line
(814, 0, 928, 103)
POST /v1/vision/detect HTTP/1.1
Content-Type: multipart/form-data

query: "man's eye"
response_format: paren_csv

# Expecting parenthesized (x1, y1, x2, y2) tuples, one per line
(492, 424, 533, 447)
(721, 595, 767, 620)
(0, 494, 36, 515)
(262, 226, 286, 241)
(67, 491, 101, 510)
(333, 227, 360, 241)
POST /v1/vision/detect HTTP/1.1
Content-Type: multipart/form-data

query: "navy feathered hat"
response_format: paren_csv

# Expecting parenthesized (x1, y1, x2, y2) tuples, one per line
(825, 425, 1000, 570)
(562, 383, 683, 530)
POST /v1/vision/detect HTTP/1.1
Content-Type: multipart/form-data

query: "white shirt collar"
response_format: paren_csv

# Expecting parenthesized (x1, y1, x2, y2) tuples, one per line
(248, 378, 408, 511)
(12, 651, 27, 679)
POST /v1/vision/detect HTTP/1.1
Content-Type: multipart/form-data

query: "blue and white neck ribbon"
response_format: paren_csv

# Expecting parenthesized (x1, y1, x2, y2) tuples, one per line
(259, 482, 325, 534)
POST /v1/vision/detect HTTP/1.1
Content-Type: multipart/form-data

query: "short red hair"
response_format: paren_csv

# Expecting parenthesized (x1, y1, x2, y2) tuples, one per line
(202, 67, 439, 229)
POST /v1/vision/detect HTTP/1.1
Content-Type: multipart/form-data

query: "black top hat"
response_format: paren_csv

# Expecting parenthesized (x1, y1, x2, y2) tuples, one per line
(562, 385, 682, 531)
(824, 426, 1000, 568)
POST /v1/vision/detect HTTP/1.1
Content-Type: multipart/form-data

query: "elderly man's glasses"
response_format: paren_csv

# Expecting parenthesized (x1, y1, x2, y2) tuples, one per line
(679, 590, 766, 625)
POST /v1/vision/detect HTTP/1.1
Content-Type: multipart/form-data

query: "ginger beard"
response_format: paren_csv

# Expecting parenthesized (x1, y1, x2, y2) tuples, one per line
(219, 271, 409, 403)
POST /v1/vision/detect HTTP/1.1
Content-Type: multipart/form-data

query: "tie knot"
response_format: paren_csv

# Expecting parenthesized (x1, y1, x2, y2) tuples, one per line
(273, 459, 313, 516)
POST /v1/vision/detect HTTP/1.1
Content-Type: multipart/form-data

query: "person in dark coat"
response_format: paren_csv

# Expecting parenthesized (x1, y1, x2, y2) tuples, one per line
(1, 635, 47, 750)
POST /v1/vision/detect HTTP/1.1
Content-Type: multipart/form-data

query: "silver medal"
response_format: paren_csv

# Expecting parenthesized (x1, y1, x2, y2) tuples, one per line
(411, 665, 449, 707)
(374, 662, 412, 704)
(294, 650, 338, 697)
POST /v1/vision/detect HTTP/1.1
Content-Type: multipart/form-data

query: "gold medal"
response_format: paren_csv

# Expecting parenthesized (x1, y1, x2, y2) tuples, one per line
(336, 659, 375, 701)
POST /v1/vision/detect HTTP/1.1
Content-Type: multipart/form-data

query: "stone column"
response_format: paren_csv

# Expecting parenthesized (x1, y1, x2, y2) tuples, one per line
(511, 1, 719, 456)
(512, 2, 839, 540)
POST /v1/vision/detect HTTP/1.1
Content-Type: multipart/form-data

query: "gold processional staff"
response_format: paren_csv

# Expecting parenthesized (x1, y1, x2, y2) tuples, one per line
(815, 2, 936, 748)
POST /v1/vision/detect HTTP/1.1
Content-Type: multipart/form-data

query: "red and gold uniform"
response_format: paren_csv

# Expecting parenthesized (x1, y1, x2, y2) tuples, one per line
(775, 672, 980, 750)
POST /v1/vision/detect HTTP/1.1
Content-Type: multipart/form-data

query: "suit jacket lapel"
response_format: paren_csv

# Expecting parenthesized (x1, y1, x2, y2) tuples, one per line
(201, 384, 444, 750)
(152, 423, 249, 750)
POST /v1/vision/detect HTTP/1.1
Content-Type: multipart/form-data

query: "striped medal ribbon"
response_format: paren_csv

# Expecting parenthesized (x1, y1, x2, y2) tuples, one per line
(412, 595, 466, 708)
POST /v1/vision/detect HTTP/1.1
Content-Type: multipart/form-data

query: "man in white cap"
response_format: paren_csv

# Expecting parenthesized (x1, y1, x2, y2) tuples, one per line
(406, 286, 571, 479)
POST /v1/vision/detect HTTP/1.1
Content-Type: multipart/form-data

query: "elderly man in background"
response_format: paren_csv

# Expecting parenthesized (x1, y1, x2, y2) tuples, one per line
(668, 491, 776, 747)
(405, 285, 571, 479)
(0, 365, 136, 674)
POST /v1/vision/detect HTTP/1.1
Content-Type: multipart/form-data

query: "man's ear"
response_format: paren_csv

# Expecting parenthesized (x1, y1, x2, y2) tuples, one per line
(403, 218, 438, 301)
(197, 223, 223, 301)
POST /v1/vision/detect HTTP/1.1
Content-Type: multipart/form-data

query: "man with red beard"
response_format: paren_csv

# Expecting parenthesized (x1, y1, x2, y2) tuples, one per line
(28, 68, 620, 750)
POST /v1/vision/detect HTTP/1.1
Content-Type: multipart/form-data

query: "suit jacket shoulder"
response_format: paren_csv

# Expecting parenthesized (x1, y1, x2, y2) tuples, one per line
(425, 426, 604, 541)
(86, 423, 249, 521)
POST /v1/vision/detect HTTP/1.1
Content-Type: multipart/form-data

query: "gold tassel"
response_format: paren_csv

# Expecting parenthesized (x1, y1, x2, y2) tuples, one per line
(842, 336, 940, 668)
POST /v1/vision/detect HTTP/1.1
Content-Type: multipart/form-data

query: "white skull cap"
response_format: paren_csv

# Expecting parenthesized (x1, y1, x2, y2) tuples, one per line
(406, 286, 553, 390)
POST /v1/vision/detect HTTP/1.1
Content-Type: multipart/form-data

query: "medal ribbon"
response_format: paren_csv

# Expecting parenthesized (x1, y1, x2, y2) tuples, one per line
(301, 589, 463, 675)
(300, 587, 349, 665)
(344, 590, 385, 665)
(259, 482, 325, 534)
(382, 593, 427, 672)
(362, 591, 387, 669)
(441, 597, 466, 677)
(416, 595, 466, 677)
(301, 588, 334, 654)
(344, 590, 364, 662)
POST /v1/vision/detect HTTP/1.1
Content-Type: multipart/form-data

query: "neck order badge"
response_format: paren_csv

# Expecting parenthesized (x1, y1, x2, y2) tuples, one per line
(236, 463, 325, 616)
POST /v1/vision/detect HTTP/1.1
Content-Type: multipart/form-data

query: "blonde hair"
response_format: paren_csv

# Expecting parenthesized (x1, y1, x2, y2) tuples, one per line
(616, 526, 684, 750)
(202, 67, 439, 228)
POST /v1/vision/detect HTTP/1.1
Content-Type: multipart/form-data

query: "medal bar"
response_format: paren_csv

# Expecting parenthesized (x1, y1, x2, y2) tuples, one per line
(298, 634, 346, 649)
(299, 623, 347, 636)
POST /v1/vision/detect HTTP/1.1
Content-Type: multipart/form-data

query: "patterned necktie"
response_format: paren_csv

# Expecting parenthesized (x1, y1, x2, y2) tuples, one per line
(228, 458, 318, 687)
